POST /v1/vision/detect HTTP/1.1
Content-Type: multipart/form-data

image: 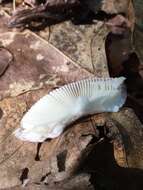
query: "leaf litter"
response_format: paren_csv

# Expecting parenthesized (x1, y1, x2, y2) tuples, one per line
(0, 0, 143, 189)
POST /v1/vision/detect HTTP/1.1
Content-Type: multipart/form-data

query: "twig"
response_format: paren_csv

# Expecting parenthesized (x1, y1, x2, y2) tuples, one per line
(13, 0, 16, 11)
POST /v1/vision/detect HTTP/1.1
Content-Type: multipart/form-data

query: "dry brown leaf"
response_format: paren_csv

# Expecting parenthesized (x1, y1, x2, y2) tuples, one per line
(102, 0, 130, 14)
(110, 108, 143, 168)
(47, 21, 109, 75)
(0, 28, 92, 99)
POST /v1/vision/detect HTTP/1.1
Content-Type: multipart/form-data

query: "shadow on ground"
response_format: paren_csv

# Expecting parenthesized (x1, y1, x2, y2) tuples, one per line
(106, 32, 143, 123)
(80, 139, 143, 190)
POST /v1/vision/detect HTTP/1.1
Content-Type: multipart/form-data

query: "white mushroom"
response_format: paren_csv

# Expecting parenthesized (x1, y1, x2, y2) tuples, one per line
(14, 77, 127, 142)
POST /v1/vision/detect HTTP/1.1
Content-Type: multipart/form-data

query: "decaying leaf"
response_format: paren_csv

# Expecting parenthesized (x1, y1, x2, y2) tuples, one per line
(48, 21, 109, 75)
(0, 26, 92, 99)
(110, 108, 143, 168)
(8, 0, 132, 29)
(101, 0, 131, 14)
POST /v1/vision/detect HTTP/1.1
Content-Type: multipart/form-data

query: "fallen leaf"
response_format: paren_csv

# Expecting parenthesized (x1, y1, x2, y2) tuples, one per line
(48, 20, 109, 75)
(102, 0, 130, 14)
(0, 24, 92, 99)
(110, 108, 143, 168)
